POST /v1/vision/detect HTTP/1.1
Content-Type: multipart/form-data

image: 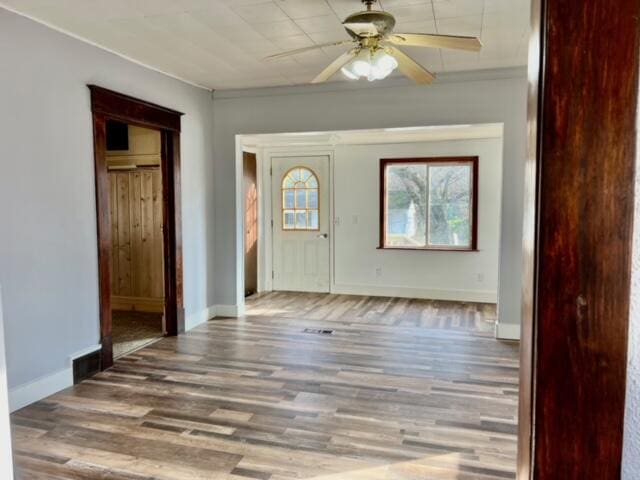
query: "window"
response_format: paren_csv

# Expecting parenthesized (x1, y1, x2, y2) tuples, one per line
(380, 157, 478, 251)
(281, 167, 320, 230)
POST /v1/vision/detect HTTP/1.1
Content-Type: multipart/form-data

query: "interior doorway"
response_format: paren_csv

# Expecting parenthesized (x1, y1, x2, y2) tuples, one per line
(243, 151, 258, 297)
(107, 122, 165, 358)
(90, 85, 185, 369)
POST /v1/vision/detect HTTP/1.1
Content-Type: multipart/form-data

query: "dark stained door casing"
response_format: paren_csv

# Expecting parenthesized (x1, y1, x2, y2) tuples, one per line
(519, 0, 640, 477)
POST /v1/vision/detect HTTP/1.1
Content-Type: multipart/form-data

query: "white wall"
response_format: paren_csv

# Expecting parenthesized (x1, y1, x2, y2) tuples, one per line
(0, 9, 215, 403)
(213, 69, 528, 328)
(622, 89, 640, 478)
(330, 138, 502, 302)
(0, 287, 14, 478)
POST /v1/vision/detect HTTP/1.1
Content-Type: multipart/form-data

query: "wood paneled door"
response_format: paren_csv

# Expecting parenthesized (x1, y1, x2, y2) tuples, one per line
(109, 169, 164, 312)
(89, 85, 184, 370)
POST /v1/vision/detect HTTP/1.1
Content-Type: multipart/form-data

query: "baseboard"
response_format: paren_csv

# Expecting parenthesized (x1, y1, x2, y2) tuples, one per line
(112, 295, 164, 313)
(185, 305, 216, 331)
(9, 367, 72, 412)
(214, 304, 244, 318)
(8, 344, 102, 412)
(331, 283, 497, 304)
(495, 322, 521, 341)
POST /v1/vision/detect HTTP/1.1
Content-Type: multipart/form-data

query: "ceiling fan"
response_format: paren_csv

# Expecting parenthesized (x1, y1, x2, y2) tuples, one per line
(265, 0, 482, 85)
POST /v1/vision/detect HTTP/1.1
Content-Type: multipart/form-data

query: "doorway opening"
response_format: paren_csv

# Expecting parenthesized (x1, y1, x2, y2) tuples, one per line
(243, 151, 258, 297)
(90, 86, 185, 369)
(237, 125, 507, 323)
(106, 122, 165, 358)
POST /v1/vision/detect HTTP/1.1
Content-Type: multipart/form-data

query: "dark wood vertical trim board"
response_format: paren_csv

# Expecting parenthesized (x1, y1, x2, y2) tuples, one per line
(161, 130, 185, 335)
(89, 85, 185, 367)
(517, 0, 544, 476)
(91, 113, 113, 369)
(521, 0, 640, 477)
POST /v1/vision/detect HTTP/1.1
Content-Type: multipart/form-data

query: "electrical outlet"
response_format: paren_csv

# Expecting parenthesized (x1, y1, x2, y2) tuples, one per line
(375, 267, 383, 277)
(334, 216, 341, 226)
(477, 273, 484, 283)
(352, 215, 359, 225)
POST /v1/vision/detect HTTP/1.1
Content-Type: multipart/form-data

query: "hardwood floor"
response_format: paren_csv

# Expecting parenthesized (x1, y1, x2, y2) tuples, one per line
(112, 310, 163, 359)
(11, 292, 519, 480)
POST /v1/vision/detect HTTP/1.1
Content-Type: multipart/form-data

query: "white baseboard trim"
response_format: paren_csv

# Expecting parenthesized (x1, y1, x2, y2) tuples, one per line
(9, 343, 102, 412)
(185, 305, 216, 331)
(9, 367, 72, 412)
(495, 322, 521, 341)
(214, 304, 244, 318)
(331, 283, 497, 304)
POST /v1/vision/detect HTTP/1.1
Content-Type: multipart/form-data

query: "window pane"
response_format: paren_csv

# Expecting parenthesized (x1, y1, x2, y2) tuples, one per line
(309, 210, 319, 229)
(281, 167, 319, 230)
(295, 189, 306, 208)
(295, 211, 307, 229)
(283, 210, 295, 229)
(308, 189, 318, 209)
(385, 164, 427, 247)
(283, 190, 294, 208)
(428, 164, 471, 247)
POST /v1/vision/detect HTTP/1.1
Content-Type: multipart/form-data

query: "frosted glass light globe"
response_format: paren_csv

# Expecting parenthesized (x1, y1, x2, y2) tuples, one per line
(341, 49, 398, 82)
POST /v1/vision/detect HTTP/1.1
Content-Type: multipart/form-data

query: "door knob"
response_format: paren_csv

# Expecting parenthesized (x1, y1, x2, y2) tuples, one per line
(317, 233, 328, 239)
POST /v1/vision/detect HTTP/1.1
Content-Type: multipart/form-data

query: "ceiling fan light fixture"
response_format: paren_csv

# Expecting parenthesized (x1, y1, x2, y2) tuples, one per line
(341, 49, 398, 82)
(267, 0, 479, 85)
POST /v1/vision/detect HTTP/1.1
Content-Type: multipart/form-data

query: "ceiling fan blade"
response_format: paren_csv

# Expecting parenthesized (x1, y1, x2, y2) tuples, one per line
(386, 46, 435, 85)
(343, 21, 379, 37)
(387, 33, 482, 52)
(265, 40, 354, 60)
(311, 48, 359, 83)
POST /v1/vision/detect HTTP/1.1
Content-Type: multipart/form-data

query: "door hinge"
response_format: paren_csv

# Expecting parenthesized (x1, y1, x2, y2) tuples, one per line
(271, 270, 274, 279)
(270, 167, 273, 176)
(271, 219, 274, 228)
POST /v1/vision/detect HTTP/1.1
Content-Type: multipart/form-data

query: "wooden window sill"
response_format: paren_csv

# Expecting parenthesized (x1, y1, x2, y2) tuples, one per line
(377, 246, 479, 252)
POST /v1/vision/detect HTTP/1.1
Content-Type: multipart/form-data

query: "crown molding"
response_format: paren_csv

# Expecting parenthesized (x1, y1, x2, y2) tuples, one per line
(0, 4, 211, 91)
(213, 66, 528, 100)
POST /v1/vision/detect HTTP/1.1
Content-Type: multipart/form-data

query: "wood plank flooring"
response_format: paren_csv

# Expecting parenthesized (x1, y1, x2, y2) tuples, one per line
(11, 292, 519, 480)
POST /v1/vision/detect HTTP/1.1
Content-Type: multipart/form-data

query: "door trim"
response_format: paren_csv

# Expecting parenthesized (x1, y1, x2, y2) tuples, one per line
(89, 85, 185, 369)
(517, 0, 639, 476)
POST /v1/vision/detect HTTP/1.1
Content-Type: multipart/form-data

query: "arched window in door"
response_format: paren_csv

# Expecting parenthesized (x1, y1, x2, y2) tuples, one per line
(281, 167, 319, 231)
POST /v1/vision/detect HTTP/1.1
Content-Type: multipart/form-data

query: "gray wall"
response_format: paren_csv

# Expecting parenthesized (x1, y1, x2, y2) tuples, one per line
(0, 9, 215, 388)
(212, 70, 528, 327)
(0, 287, 13, 478)
(622, 122, 640, 477)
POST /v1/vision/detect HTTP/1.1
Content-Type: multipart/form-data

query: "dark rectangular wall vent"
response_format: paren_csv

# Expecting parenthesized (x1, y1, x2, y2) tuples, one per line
(73, 349, 102, 384)
(303, 328, 334, 335)
(106, 120, 129, 151)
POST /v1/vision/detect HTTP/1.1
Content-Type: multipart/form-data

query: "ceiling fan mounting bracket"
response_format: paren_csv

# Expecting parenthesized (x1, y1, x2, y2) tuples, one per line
(343, 10, 396, 39)
(362, 0, 377, 11)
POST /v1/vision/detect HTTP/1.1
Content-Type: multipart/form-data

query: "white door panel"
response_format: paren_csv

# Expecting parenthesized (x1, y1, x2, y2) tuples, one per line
(272, 156, 330, 292)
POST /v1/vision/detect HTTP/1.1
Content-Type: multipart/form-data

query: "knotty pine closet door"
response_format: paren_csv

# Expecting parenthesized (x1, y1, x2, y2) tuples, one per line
(109, 168, 164, 312)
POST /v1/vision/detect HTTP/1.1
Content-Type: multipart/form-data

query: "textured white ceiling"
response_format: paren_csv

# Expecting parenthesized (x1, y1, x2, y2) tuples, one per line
(0, 0, 531, 90)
